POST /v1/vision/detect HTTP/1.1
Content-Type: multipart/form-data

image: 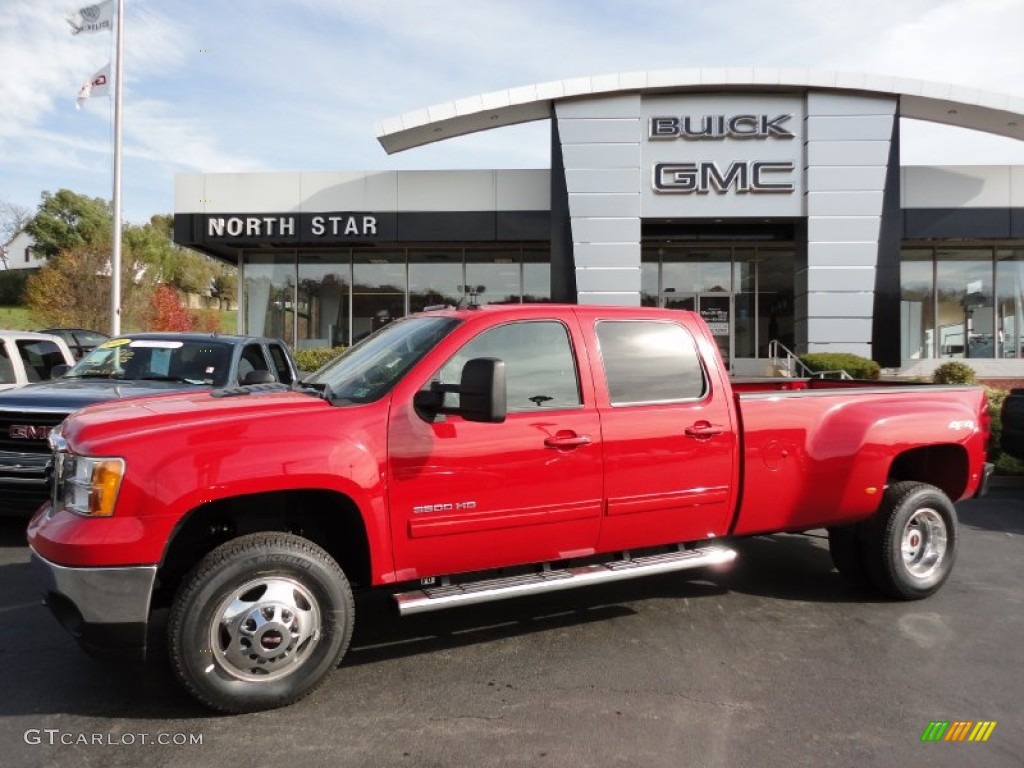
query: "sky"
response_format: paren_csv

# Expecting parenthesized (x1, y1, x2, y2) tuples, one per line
(2, 0, 1024, 225)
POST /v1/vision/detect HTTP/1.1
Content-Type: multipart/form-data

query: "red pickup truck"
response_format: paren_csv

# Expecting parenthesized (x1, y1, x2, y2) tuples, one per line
(27, 305, 992, 713)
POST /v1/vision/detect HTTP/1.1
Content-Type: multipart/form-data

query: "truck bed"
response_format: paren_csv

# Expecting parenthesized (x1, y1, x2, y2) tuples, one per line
(730, 384, 989, 536)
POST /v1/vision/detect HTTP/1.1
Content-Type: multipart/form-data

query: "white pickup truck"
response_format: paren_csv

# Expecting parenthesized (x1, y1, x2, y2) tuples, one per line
(0, 330, 75, 391)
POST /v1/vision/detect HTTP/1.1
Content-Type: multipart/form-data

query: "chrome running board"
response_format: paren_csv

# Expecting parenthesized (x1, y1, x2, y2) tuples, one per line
(393, 545, 736, 616)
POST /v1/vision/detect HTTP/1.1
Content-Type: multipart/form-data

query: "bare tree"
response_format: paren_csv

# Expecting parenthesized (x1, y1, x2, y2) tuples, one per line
(0, 199, 32, 269)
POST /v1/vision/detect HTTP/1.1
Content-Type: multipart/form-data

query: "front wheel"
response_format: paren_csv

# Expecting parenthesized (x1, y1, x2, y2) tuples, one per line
(168, 532, 354, 713)
(863, 482, 958, 600)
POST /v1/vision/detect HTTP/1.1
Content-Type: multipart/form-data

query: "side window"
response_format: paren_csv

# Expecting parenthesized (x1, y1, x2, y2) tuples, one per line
(239, 344, 271, 383)
(596, 321, 706, 405)
(16, 340, 65, 381)
(0, 342, 14, 384)
(267, 344, 294, 384)
(434, 321, 581, 412)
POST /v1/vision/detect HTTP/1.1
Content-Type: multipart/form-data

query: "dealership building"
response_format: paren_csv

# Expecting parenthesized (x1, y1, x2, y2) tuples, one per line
(173, 69, 1024, 377)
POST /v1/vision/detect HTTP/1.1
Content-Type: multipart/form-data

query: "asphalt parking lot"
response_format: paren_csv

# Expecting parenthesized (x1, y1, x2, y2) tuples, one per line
(0, 486, 1021, 768)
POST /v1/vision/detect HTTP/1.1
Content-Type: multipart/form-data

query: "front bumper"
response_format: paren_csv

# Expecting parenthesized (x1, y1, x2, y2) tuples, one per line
(0, 451, 50, 517)
(30, 549, 157, 661)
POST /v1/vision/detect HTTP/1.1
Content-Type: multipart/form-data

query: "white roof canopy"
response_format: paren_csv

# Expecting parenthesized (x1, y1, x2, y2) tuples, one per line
(376, 68, 1024, 154)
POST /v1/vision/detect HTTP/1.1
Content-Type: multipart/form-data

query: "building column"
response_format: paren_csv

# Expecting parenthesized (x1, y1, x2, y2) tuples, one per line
(554, 95, 643, 306)
(799, 92, 898, 359)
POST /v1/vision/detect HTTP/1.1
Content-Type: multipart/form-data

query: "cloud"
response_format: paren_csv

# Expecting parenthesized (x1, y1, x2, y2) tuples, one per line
(3, 0, 1024, 223)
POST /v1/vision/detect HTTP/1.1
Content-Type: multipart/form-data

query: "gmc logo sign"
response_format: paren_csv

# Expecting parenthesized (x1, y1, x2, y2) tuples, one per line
(653, 161, 794, 194)
(9, 425, 51, 440)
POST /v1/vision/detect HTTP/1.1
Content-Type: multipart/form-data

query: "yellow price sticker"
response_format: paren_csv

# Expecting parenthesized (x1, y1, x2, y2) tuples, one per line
(98, 338, 132, 349)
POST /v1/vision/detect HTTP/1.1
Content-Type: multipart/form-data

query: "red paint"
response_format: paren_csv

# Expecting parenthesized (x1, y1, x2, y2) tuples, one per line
(28, 305, 990, 585)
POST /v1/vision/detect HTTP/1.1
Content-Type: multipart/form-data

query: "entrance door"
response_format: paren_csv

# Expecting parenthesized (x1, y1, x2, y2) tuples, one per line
(661, 293, 734, 369)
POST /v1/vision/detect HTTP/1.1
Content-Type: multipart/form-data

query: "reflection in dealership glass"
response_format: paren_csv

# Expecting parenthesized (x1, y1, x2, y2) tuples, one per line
(303, 316, 460, 405)
(432, 321, 581, 412)
(64, 339, 233, 387)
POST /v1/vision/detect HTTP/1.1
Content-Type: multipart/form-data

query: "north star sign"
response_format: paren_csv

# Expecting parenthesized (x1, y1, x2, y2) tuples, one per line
(648, 113, 796, 195)
(203, 213, 385, 241)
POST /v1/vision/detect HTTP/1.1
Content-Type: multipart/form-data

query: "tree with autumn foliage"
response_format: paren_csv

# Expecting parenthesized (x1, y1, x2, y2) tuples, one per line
(25, 244, 154, 330)
(193, 308, 222, 332)
(147, 285, 195, 331)
(22, 190, 235, 332)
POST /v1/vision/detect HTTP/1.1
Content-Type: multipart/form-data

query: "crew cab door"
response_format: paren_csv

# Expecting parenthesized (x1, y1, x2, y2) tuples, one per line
(387, 319, 603, 580)
(586, 316, 738, 551)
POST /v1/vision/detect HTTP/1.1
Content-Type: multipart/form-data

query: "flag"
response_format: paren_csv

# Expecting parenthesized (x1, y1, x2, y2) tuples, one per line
(75, 63, 111, 109)
(66, 0, 114, 35)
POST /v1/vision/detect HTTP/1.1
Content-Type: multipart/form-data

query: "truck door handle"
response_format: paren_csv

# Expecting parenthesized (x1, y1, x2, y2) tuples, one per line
(544, 431, 592, 449)
(685, 422, 725, 439)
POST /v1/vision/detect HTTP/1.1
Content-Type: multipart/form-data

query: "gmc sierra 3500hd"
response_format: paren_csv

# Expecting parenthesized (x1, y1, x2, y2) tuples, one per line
(27, 304, 992, 712)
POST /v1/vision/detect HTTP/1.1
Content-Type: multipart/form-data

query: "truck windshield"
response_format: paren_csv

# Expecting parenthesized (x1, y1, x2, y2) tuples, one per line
(304, 316, 460, 405)
(65, 339, 233, 387)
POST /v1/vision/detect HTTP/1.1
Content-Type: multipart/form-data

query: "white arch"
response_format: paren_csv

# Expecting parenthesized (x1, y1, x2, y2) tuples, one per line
(376, 68, 1024, 154)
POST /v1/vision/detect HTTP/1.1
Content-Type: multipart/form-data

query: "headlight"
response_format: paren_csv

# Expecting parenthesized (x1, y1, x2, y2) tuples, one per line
(56, 454, 126, 517)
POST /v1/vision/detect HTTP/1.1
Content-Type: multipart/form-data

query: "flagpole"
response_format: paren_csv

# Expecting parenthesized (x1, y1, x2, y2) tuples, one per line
(109, 0, 124, 336)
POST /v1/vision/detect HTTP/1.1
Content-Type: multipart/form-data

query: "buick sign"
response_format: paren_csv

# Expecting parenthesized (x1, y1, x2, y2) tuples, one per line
(649, 114, 795, 140)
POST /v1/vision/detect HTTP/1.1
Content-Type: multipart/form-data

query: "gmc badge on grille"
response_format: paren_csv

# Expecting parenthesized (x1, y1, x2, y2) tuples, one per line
(9, 425, 52, 440)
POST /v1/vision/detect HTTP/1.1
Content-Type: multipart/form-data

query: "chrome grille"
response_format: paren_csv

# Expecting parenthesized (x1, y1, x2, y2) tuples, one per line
(0, 412, 67, 455)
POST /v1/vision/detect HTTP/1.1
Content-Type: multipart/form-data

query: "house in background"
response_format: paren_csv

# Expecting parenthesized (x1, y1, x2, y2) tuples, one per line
(0, 231, 44, 271)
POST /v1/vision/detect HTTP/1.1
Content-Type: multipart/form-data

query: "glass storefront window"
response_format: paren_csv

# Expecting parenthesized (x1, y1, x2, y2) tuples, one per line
(900, 249, 935, 360)
(353, 252, 406, 343)
(244, 253, 297, 344)
(638, 245, 793, 360)
(298, 252, 351, 348)
(935, 249, 994, 359)
(640, 258, 658, 307)
(466, 250, 522, 305)
(522, 249, 551, 302)
(756, 250, 794, 354)
(733, 249, 756, 359)
(996, 249, 1024, 359)
(409, 250, 463, 312)
(661, 247, 732, 295)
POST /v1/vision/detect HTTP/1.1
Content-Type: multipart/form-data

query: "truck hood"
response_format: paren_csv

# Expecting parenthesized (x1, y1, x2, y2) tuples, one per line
(0, 378, 209, 413)
(62, 388, 333, 452)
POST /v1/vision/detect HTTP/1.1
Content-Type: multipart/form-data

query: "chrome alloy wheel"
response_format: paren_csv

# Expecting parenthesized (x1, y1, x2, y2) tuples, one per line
(209, 577, 322, 682)
(900, 508, 948, 579)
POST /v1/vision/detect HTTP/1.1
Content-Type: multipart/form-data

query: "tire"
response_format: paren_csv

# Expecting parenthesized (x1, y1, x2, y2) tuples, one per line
(863, 481, 958, 600)
(168, 532, 354, 713)
(827, 524, 871, 587)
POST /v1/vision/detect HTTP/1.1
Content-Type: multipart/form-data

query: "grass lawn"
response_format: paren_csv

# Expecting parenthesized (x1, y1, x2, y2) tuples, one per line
(0, 306, 34, 330)
(218, 310, 238, 333)
(0, 306, 238, 333)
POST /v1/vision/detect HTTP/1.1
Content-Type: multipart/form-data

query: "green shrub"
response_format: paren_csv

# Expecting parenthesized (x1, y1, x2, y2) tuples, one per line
(932, 361, 977, 385)
(995, 453, 1024, 476)
(799, 352, 881, 380)
(983, 387, 1024, 475)
(293, 346, 346, 374)
(0, 270, 29, 305)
